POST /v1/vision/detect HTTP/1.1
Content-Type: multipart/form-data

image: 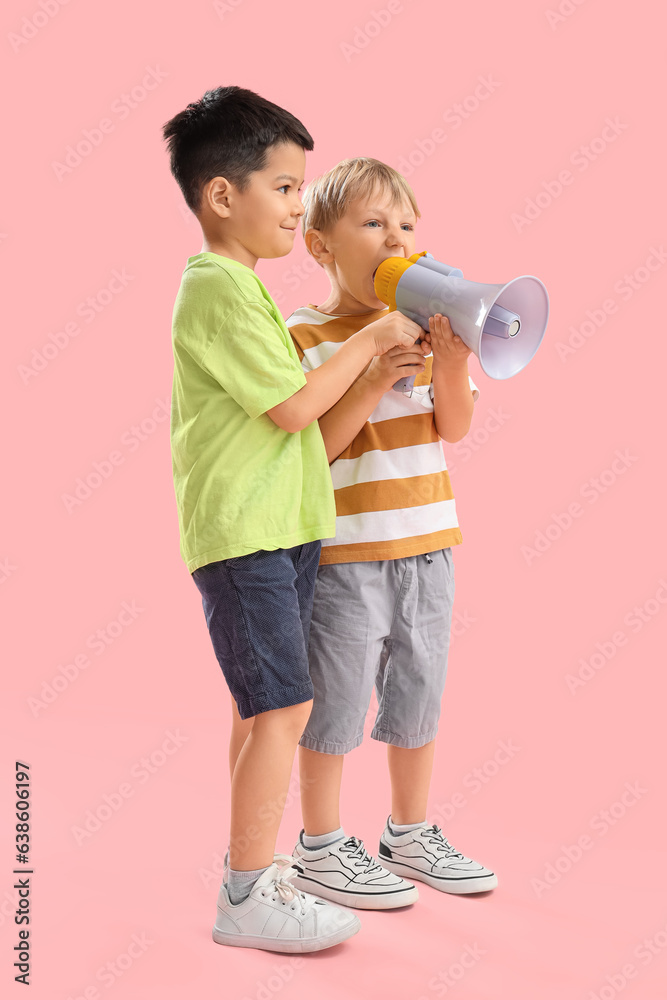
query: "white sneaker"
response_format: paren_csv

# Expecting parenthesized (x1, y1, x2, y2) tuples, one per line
(379, 819, 498, 894)
(213, 862, 361, 953)
(278, 831, 419, 909)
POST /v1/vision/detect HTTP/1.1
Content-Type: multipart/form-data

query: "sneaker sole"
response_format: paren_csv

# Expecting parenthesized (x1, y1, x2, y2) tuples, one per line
(288, 871, 419, 909)
(381, 858, 498, 894)
(211, 915, 361, 953)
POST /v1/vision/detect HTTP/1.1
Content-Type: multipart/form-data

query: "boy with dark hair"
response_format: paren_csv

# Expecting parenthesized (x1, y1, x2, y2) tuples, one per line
(163, 90, 425, 951)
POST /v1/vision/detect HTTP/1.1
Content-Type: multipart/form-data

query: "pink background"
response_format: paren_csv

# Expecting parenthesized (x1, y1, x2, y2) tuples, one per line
(2, 0, 665, 997)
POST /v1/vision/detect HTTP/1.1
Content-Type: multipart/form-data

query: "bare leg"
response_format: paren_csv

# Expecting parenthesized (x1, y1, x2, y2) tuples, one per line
(386, 740, 436, 825)
(229, 695, 254, 781)
(229, 700, 313, 871)
(298, 746, 345, 836)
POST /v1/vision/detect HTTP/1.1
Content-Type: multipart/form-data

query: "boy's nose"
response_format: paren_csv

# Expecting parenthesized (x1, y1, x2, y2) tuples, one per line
(386, 225, 407, 246)
(386, 234, 406, 255)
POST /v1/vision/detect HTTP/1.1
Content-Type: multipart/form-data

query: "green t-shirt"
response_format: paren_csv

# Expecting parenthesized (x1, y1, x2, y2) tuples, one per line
(170, 252, 336, 572)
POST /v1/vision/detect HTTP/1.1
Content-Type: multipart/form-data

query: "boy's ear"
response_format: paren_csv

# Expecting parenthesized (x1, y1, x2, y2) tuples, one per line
(304, 228, 334, 267)
(203, 177, 233, 218)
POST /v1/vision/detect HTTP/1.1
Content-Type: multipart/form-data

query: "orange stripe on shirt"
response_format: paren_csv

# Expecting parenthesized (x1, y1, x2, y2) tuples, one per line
(335, 471, 455, 516)
(341, 411, 439, 459)
(292, 309, 385, 351)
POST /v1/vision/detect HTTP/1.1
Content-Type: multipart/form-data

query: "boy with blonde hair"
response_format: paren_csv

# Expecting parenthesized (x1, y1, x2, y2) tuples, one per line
(279, 157, 498, 906)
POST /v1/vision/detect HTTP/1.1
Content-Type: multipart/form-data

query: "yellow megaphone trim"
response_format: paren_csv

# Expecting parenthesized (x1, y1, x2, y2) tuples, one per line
(374, 252, 429, 310)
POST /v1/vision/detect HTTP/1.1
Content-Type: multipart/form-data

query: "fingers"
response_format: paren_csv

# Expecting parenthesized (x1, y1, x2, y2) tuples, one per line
(386, 348, 427, 363)
(400, 353, 429, 366)
(390, 341, 428, 356)
(429, 314, 469, 352)
(396, 360, 426, 375)
(429, 313, 457, 340)
(405, 317, 424, 336)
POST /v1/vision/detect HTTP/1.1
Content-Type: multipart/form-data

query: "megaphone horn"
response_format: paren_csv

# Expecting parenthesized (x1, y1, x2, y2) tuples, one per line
(374, 252, 549, 390)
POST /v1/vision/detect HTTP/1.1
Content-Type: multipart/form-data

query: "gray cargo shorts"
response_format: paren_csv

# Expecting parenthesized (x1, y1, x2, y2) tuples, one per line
(299, 548, 455, 754)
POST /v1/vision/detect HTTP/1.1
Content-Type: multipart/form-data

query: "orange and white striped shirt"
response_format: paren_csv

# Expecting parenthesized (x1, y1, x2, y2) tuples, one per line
(286, 306, 479, 565)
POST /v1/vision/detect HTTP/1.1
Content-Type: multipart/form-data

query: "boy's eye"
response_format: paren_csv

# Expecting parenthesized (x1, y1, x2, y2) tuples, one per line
(278, 185, 290, 194)
(365, 220, 414, 231)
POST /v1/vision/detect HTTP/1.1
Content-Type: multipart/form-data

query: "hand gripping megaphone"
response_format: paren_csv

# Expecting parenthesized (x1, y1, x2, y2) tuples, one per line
(374, 252, 549, 392)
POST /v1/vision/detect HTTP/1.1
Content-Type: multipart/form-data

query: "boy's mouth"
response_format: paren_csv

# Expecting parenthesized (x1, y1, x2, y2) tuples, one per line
(372, 254, 403, 281)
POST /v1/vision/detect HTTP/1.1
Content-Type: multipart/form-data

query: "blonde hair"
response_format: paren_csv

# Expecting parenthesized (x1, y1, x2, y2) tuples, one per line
(302, 157, 420, 234)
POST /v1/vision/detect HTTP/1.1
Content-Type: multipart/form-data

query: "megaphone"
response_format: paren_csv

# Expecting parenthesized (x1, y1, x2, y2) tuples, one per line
(374, 252, 549, 392)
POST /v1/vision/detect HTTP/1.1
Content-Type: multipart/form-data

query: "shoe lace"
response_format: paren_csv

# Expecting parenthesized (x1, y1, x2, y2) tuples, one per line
(422, 824, 465, 859)
(264, 866, 309, 915)
(339, 836, 383, 872)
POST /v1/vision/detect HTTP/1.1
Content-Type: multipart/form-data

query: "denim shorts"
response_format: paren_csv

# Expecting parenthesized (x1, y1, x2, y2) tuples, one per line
(299, 549, 455, 754)
(192, 541, 321, 720)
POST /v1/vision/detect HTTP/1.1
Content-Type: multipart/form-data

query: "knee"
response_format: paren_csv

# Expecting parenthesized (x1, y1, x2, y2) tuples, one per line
(284, 698, 313, 734)
(260, 699, 313, 740)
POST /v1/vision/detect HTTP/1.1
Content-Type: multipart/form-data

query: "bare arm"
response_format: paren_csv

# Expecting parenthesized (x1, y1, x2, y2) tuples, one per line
(425, 314, 475, 443)
(267, 312, 423, 433)
(317, 343, 431, 462)
(317, 371, 386, 463)
(432, 362, 475, 442)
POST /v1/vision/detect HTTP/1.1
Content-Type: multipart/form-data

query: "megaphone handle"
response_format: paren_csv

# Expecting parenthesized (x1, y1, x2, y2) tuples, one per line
(392, 374, 415, 392)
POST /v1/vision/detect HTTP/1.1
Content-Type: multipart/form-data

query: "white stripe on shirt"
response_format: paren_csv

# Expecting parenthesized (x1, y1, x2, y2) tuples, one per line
(321, 499, 459, 547)
(331, 440, 448, 490)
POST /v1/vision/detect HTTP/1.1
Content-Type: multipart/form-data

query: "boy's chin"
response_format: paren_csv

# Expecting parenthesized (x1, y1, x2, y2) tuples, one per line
(258, 237, 299, 259)
(264, 247, 294, 259)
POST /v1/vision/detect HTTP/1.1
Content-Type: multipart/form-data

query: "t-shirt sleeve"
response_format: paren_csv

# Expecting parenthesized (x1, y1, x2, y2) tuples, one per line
(201, 302, 306, 419)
